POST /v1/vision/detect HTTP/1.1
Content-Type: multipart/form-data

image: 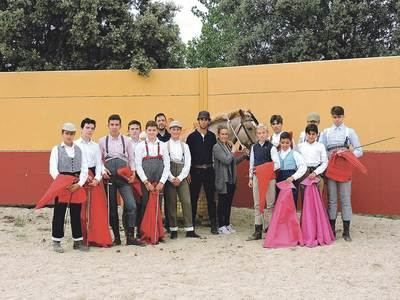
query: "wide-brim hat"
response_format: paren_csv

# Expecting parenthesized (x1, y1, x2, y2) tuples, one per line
(62, 122, 76, 132)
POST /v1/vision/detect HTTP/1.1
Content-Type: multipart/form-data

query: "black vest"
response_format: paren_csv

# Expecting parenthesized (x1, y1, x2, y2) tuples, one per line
(253, 142, 273, 166)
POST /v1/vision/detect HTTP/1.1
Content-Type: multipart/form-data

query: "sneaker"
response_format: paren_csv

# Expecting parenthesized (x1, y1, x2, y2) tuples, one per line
(226, 224, 236, 233)
(218, 226, 230, 234)
(73, 240, 90, 252)
(52, 241, 64, 253)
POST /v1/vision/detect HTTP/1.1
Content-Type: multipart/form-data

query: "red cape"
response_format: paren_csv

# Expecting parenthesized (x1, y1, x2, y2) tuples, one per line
(255, 162, 276, 212)
(117, 166, 143, 198)
(140, 190, 165, 244)
(35, 175, 86, 209)
(81, 184, 112, 247)
(264, 181, 303, 248)
(326, 150, 367, 182)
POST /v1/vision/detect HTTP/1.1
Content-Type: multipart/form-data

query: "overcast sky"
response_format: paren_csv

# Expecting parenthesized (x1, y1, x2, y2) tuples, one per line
(159, 0, 204, 43)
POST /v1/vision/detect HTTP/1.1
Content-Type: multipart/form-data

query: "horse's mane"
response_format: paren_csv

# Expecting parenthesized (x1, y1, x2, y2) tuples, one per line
(210, 109, 243, 125)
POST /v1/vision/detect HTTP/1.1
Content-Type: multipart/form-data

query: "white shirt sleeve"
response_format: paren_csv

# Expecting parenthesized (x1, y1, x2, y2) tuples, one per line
(270, 146, 280, 171)
(160, 143, 171, 184)
(78, 148, 89, 187)
(134, 142, 147, 182)
(177, 144, 191, 182)
(249, 145, 254, 179)
(49, 146, 59, 180)
(314, 144, 328, 175)
(292, 151, 307, 180)
(94, 144, 103, 181)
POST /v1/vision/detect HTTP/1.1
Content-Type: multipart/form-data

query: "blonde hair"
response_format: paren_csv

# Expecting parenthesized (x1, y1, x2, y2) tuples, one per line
(255, 123, 268, 132)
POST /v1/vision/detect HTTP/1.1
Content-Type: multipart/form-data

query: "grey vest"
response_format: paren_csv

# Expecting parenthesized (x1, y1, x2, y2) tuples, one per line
(57, 145, 82, 173)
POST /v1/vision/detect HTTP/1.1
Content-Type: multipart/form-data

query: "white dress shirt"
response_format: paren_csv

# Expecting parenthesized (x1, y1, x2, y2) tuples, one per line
(166, 139, 191, 182)
(49, 142, 88, 186)
(270, 132, 282, 147)
(321, 124, 363, 158)
(279, 149, 307, 180)
(297, 141, 328, 175)
(134, 138, 170, 184)
(75, 137, 103, 181)
(249, 141, 280, 178)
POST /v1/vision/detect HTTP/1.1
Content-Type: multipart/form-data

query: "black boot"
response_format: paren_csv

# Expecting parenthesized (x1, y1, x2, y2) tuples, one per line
(126, 227, 146, 247)
(210, 220, 219, 235)
(329, 219, 336, 238)
(170, 231, 178, 239)
(111, 224, 121, 246)
(186, 231, 201, 238)
(247, 225, 262, 241)
(343, 220, 352, 242)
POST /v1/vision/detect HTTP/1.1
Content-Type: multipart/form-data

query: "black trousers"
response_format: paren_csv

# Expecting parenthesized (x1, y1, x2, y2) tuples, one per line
(52, 198, 82, 241)
(189, 167, 217, 226)
(217, 183, 236, 227)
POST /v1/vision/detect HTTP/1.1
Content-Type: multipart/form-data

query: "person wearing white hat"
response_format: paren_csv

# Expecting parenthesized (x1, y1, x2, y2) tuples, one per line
(164, 120, 201, 239)
(49, 122, 89, 253)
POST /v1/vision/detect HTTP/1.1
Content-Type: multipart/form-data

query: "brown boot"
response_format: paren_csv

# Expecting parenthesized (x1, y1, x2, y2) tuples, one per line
(246, 225, 262, 241)
(126, 227, 146, 247)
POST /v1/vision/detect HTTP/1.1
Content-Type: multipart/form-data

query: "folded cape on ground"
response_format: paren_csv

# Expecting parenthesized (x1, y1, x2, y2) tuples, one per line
(140, 190, 165, 245)
(117, 166, 143, 198)
(326, 150, 367, 182)
(255, 162, 276, 213)
(35, 175, 86, 209)
(300, 177, 335, 247)
(264, 181, 303, 248)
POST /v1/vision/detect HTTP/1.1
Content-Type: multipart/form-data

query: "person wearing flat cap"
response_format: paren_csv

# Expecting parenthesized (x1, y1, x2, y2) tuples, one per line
(164, 121, 201, 239)
(186, 111, 218, 234)
(49, 122, 89, 253)
(298, 112, 321, 144)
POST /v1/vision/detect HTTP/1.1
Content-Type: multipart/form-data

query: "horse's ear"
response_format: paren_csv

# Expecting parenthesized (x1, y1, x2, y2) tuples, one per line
(248, 110, 259, 125)
(239, 109, 245, 119)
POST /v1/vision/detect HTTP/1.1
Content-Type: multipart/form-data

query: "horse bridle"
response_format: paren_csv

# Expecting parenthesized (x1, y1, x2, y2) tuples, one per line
(226, 114, 258, 149)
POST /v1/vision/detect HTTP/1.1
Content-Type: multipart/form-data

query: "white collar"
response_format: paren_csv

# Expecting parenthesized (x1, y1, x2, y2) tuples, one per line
(146, 138, 159, 144)
(61, 142, 74, 148)
(77, 137, 92, 144)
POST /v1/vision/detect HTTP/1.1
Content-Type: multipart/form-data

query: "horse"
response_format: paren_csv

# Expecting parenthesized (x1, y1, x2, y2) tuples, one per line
(208, 109, 259, 149)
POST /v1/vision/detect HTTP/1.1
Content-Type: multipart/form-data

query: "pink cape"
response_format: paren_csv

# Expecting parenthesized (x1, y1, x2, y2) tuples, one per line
(264, 181, 303, 248)
(140, 190, 165, 245)
(35, 175, 86, 209)
(255, 162, 276, 213)
(300, 177, 335, 247)
(326, 150, 367, 182)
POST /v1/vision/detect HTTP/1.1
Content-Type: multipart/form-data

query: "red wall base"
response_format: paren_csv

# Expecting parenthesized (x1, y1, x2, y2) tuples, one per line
(0, 151, 399, 215)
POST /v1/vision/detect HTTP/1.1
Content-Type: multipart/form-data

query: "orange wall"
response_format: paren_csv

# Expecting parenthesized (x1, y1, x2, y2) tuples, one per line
(1, 57, 400, 151)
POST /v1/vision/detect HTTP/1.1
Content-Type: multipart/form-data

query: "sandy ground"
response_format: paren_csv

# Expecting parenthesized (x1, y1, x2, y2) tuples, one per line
(0, 207, 399, 300)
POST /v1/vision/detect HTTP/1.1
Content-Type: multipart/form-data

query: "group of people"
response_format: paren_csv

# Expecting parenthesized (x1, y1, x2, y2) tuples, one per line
(39, 105, 364, 252)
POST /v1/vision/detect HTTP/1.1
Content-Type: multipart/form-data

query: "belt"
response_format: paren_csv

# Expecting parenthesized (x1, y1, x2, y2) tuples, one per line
(327, 145, 349, 151)
(192, 164, 212, 169)
(60, 171, 80, 177)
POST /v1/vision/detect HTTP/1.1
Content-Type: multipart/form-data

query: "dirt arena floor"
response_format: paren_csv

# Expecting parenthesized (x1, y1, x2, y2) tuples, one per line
(0, 207, 399, 300)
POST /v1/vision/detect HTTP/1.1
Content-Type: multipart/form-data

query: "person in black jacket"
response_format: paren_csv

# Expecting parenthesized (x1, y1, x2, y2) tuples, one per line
(186, 111, 218, 234)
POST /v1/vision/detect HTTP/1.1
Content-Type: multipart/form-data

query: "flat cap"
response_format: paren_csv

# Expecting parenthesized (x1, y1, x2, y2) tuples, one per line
(307, 112, 320, 122)
(169, 120, 183, 129)
(62, 122, 77, 132)
(197, 111, 211, 120)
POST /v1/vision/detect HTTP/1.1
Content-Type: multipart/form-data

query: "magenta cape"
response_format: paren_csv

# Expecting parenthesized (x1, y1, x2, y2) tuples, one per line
(35, 175, 86, 209)
(140, 190, 165, 244)
(264, 181, 303, 248)
(255, 162, 275, 213)
(300, 177, 335, 247)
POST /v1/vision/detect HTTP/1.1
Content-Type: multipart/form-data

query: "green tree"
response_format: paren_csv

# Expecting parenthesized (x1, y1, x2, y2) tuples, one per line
(187, 0, 400, 67)
(0, 0, 184, 75)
